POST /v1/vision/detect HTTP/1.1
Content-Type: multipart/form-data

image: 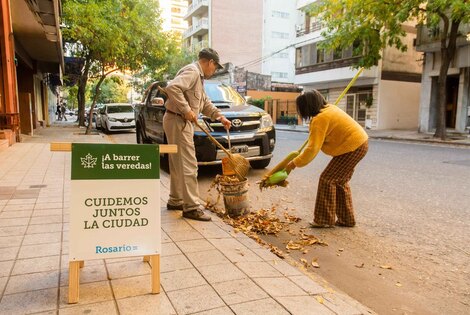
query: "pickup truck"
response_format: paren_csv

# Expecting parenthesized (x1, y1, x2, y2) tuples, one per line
(134, 80, 276, 169)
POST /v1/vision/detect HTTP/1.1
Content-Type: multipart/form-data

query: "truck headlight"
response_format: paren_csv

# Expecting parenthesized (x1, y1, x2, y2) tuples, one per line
(108, 117, 117, 122)
(259, 114, 273, 129)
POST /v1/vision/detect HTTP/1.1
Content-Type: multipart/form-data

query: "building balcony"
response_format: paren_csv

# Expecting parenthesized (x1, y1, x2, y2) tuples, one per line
(296, 20, 322, 37)
(184, 0, 209, 20)
(415, 23, 470, 52)
(295, 56, 361, 75)
(183, 18, 209, 39)
(190, 40, 209, 52)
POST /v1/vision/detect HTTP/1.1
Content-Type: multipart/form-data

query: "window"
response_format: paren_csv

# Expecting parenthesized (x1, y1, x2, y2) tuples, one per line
(333, 48, 342, 60)
(272, 31, 289, 39)
(272, 10, 290, 19)
(316, 48, 325, 63)
(272, 72, 288, 79)
(171, 7, 181, 13)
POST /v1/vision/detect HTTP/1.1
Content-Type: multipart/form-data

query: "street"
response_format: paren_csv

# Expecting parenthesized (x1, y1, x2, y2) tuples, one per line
(109, 129, 470, 315)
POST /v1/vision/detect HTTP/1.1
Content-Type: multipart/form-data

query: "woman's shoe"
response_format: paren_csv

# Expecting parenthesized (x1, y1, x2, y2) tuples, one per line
(309, 222, 334, 228)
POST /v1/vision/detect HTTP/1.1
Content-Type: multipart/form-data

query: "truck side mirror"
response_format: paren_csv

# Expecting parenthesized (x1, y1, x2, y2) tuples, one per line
(151, 97, 165, 106)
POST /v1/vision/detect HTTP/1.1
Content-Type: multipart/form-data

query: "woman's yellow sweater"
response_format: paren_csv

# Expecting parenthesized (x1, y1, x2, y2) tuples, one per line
(293, 104, 368, 168)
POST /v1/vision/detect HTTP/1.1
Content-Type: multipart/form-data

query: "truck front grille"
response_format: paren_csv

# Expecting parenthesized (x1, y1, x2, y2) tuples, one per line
(207, 116, 260, 132)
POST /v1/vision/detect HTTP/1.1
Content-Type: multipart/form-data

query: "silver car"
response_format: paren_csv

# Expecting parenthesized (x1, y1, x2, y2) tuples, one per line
(97, 103, 135, 133)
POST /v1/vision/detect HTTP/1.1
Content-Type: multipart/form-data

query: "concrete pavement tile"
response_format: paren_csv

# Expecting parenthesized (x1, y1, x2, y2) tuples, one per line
(5, 270, 59, 294)
(176, 239, 216, 253)
(276, 296, 335, 315)
(0, 260, 14, 277)
(187, 222, 231, 239)
(27, 223, 62, 234)
(63, 214, 69, 223)
(161, 220, 193, 232)
(59, 281, 113, 307)
(61, 241, 69, 254)
(167, 284, 225, 315)
(6, 199, 36, 205)
(161, 242, 182, 256)
(12, 255, 60, 275)
(236, 236, 262, 249)
(59, 301, 117, 315)
(212, 278, 268, 305)
(254, 277, 307, 297)
(0, 226, 27, 237)
(0, 246, 19, 261)
(268, 260, 303, 276)
(0, 210, 32, 218)
(186, 249, 231, 267)
(111, 274, 152, 299)
(0, 235, 23, 248)
(60, 263, 108, 286)
(192, 306, 235, 315)
(35, 202, 63, 210)
(161, 254, 192, 273)
(160, 210, 181, 223)
(161, 268, 207, 292)
(18, 242, 61, 259)
(161, 230, 171, 243)
(32, 209, 63, 217)
(0, 276, 7, 295)
(22, 231, 62, 245)
(235, 261, 282, 278)
(30, 214, 63, 225)
(106, 260, 151, 279)
(252, 247, 282, 262)
(288, 275, 329, 295)
(198, 263, 246, 284)
(320, 292, 373, 315)
(2, 204, 35, 211)
(117, 292, 177, 315)
(61, 255, 104, 268)
(0, 217, 30, 227)
(208, 238, 246, 250)
(216, 247, 263, 263)
(229, 298, 289, 315)
(0, 288, 57, 314)
(166, 229, 204, 242)
(63, 222, 69, 231)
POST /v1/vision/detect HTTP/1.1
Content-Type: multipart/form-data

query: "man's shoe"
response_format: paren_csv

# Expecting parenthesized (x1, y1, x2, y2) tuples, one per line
(309, 222, 334, 228)
(182, 209, 212, 221)
(335, 221, 355, 227)
(167, 203, 183, 211)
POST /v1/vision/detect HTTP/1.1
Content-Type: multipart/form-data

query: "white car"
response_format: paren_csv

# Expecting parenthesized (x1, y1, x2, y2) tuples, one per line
(97, 103, 135, 133)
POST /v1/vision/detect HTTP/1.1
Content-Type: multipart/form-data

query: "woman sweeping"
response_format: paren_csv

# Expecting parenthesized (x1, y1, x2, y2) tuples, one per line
(285, 90, 368, 228)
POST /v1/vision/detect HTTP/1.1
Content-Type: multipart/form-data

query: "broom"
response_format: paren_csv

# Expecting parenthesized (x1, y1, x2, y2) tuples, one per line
(259, 67, 365, 189)
(194, 120, 250, 180)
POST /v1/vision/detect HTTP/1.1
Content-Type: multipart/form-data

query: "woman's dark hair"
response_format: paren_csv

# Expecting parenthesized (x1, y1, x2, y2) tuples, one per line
(295, 90, 327, 119)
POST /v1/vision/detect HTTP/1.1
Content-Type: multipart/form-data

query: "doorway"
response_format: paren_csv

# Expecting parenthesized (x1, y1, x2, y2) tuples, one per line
(346, 93, 367, 126)
(446, 76, 459, 128)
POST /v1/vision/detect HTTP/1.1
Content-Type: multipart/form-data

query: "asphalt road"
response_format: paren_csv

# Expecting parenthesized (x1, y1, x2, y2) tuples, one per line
(109, 129, 470, 315)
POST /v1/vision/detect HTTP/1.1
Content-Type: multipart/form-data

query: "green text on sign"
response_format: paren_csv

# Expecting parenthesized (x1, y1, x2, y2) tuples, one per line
(71, 144, 159, 180)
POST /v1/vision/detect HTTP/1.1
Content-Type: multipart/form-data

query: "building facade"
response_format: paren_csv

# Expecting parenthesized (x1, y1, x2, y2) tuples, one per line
(159, 0, 188, 35)
(0, 0, 64, 143)
(294, 0, 422, 130)
(416, 23, 470, 133)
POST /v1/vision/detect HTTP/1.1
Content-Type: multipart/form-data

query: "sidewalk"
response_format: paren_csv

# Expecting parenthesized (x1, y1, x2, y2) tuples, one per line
(275, 124, 470, 146)
(0, 124, 374, 315)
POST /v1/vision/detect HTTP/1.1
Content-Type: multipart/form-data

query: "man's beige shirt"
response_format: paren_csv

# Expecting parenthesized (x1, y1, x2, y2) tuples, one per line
(165, 62, 221, 121)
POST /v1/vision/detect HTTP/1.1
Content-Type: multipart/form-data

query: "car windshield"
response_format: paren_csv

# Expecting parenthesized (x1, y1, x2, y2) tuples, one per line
(107, 105, 133, 114)
(204, 83, 245, 105)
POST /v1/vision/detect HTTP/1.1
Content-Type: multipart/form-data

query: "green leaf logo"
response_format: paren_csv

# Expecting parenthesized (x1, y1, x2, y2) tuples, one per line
(80, 153, 97, 169)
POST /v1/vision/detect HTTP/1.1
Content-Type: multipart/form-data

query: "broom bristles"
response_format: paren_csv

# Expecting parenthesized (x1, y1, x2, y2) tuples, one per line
(228, 154, 250, 180)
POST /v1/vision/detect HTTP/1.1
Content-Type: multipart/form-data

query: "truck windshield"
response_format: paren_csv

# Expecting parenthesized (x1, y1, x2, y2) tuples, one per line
(204, 83, 245, 105)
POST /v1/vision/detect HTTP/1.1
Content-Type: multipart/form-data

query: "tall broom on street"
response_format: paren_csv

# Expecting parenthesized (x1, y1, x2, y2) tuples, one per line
(259, 67, 365, 189)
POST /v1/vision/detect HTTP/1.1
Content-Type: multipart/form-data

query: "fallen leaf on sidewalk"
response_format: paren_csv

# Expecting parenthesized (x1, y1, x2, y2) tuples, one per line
(355, 263, 365, 268)
(380, 265, 393, 270)
(311, 261, 320, 268)
(315, 296, 325, 304)
(395, 282, 402, 287)
(300, 258, 308, 268)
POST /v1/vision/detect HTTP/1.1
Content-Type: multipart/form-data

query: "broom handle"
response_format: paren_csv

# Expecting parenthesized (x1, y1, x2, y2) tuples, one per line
(194, 120, 233, 157)
(297, 67, 364, 153)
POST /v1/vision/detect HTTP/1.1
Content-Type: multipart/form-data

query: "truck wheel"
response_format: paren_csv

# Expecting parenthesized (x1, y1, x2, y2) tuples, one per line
(250, 158, 271, 169)
(136, 127, 143, 143)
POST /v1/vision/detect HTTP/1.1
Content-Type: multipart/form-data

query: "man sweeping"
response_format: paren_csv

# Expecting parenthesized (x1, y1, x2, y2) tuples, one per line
(164, 48, 231, 221)
(285, 90, 368, 228)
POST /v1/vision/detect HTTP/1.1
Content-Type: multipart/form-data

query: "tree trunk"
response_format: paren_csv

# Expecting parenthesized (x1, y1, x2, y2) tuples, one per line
(77, 55, 91, 127)
(434, 20, 460, 140)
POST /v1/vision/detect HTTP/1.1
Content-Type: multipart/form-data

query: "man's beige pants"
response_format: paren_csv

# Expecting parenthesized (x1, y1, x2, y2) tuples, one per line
(163, 113, 200, 212)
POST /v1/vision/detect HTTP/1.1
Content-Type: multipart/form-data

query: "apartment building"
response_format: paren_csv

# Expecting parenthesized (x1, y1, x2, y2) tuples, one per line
(159, 0, 188, 35)
(416, 24, 470, 133)
(294, 0, 422, 130)
(0, 0, 63, 143)
(183, 0, 297, 81)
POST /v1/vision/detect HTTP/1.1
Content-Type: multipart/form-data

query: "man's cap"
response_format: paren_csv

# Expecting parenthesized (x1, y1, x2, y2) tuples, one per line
(199, 48, 224, 70)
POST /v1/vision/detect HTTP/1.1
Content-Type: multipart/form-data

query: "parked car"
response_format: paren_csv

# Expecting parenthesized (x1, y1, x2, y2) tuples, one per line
(134, 81, 275, 169)
(96, 103, 135, 133)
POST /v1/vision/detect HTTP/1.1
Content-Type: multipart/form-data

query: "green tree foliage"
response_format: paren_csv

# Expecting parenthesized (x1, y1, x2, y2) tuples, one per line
(307, 0, 470, 139)
(89, 76, 129, 104)
(62, 0, 173, 133)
